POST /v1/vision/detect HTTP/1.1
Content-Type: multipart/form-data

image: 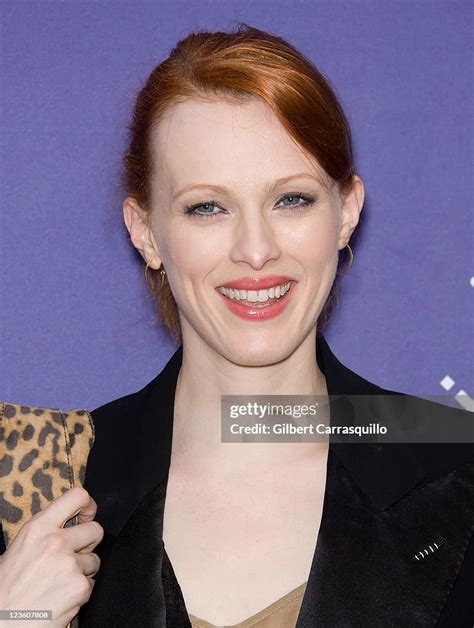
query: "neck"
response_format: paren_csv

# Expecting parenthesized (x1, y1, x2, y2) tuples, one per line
(169, 327, 329, 473)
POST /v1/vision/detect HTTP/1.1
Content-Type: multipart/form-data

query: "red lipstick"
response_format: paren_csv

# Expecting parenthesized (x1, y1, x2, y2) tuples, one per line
(218, 275, 293, 290)
(215, 278, 297, 321)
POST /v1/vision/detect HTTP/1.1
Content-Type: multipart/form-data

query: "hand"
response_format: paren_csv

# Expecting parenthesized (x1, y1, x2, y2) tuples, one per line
(0, 486, 104, 628)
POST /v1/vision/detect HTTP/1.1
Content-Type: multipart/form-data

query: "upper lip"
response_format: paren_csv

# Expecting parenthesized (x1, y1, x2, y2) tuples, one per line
(218, 275, 294, 290)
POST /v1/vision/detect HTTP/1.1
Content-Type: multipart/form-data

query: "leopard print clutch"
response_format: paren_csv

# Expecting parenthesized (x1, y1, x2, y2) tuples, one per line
(0, 401, 95, 547)
(0, 401, 95, 627)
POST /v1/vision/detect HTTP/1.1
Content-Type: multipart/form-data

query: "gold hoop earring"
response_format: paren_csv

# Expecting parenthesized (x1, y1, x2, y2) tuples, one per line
(337, 244, 353, 276)
(159, 264, 166, 288)
(144, 261, 166, 288)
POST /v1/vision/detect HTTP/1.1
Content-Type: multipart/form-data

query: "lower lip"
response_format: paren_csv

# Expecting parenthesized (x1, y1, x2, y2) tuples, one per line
(216, 283, 296, 321)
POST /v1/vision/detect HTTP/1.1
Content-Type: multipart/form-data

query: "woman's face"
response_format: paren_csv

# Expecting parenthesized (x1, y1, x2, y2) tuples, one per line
(125, 97, 363, 365)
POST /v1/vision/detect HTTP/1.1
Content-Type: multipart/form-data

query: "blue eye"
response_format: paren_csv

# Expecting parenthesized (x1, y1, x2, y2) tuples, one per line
(278, 193, 315, 208)
(185, 201, 222, 218)
(184, 192, 315, 220)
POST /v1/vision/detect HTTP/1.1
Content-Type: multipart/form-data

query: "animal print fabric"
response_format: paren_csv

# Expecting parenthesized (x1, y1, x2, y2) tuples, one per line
(0, 401, 95, 547)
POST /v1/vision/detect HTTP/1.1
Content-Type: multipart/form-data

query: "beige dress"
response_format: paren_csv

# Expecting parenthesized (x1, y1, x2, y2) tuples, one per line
(188, 581, 307, 628)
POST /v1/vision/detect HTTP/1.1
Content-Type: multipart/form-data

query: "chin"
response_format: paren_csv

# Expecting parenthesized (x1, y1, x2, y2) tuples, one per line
(217, 330, 302, 367)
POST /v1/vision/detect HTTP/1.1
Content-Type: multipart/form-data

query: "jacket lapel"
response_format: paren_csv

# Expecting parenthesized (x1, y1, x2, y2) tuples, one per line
(296, 443, 474, 626)
(79, 333, 474, 627)
(78, 478, 194, 626)
(296, 334, 474, 626)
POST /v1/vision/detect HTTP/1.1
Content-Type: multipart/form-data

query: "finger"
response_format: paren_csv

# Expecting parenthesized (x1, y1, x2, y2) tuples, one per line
(62, 520, 104, 553)
(76, 531, 105, 555)
(36, 487, 94, 529)
(75, 552, 101, 578)
(76, 494, 98, 525)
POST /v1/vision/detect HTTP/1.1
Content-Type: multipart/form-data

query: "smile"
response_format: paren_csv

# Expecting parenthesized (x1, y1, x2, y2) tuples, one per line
(216, 281, 296, 321)
(218, 281, 291, 305)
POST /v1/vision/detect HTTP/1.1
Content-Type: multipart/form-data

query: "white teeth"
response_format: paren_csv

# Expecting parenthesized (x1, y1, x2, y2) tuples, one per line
(219, 281, 291, 303)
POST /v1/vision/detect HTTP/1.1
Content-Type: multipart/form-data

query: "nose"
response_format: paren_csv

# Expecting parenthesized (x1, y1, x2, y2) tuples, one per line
(229, 208, 281, 270)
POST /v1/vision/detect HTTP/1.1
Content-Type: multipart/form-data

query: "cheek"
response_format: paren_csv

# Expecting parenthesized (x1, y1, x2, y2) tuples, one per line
(315, 231, 338, 268)
(284, 218, 338, 270)
(165, 226, 222, 277)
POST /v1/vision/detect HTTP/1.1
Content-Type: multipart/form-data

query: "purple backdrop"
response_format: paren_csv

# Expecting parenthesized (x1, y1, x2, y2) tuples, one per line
(1, 1, 472, 411)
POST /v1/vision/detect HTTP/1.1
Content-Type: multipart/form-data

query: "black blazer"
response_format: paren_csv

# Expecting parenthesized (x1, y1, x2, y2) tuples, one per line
(12, 333, 474, 627)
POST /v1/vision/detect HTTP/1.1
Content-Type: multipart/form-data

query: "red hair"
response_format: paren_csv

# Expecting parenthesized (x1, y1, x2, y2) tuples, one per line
(122, 23, 357, 342)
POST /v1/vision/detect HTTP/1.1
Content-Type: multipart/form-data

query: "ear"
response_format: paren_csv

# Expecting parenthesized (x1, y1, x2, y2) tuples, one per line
(123, 197, 162, 269)
(337, 175, 365, 250)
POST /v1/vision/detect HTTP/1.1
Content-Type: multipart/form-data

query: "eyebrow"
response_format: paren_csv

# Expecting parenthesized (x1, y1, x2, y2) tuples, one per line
(171, 172, 324, 201)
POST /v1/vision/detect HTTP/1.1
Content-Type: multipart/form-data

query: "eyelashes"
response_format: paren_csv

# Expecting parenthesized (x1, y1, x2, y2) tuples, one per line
(183, 192, 316, 220)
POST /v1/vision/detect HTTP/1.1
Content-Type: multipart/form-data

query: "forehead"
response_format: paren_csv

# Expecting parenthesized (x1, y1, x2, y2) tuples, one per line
(149, 97, 328, 192)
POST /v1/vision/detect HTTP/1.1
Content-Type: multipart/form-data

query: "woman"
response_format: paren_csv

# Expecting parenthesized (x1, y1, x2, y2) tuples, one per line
(1, 24, 473, 628)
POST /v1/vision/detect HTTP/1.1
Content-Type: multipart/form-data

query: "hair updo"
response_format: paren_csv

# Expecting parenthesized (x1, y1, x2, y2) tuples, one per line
(122, 23, 357, 342)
